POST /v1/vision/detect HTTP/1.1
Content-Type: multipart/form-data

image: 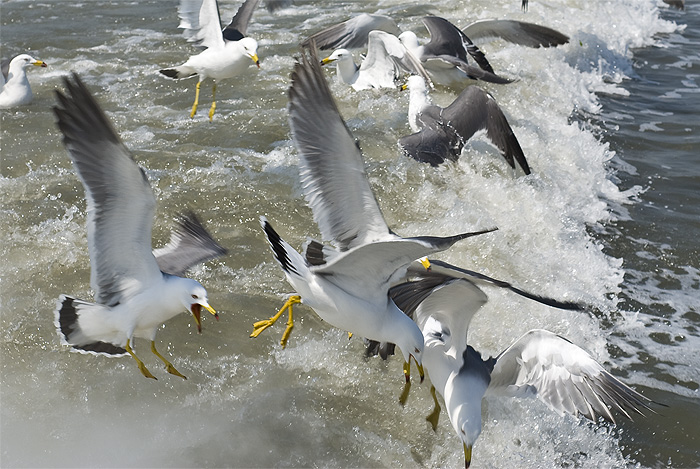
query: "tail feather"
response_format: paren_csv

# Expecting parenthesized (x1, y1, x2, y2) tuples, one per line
(159, 67, 197, 80)
(54, 295, 126, 356)
(260, 216, 307, 278)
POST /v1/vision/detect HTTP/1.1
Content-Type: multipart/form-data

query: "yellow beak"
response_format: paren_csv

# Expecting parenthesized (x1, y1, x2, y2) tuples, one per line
(33, 61, 48, 68)
(250, 54, 260, 68)
(320, 57, 334, 65)
(464, 443, 472, 468)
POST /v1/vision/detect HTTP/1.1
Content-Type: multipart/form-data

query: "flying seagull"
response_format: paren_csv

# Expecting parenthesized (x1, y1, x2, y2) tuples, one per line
(389, 267, 656, 468)
(320, 30, 431, 91)
(53, 74, 224, 380)
(252, 46, 497, 383)
(160, 0, 261, 121)
(399, 75, 530, 173)
(0, 54, 48, 108)
(303, 13, 567, 51)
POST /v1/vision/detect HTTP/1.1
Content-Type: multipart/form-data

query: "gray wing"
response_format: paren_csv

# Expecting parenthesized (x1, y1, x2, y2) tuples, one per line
(265, 0, 291, 12)
(441, 86, 530, 174)
(398, 125, 460, 166)
(314, 229, 496, 303)
(301, 13, 401, 50)
(424, 55, 514, 84)
(414, 259, 584, 310)
(462, 20, 569, 48)
(153, 212, 228, 276)
(53, 74, 161, 307)
(288, 45, 391, 250)
(177, 0, 225, 49)
(422, 16, 496, 75)
(1, 57, 10, 83)
(222, 0, 261, 41)
(487, 329, 656, 423)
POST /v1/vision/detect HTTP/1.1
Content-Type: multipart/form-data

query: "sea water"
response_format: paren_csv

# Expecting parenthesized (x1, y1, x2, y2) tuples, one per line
(1, 0, 698, 467)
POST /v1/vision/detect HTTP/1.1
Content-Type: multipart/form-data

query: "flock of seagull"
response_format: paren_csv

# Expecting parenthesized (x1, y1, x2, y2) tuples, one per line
(4, 0, 661, 466)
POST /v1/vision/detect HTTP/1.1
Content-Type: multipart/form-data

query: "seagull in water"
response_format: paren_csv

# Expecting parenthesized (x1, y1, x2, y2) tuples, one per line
(251, 46, 497, 383)
(160, 0, 261, 121)
(388, 265, 656, 468)
(320, 30, 430, 91)
(0, 54, 48, 108)
(53, 74, 226, 380)
(399, 75, 530, 173)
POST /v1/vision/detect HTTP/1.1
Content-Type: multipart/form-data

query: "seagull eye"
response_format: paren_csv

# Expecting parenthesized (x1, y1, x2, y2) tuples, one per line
(191, 294, 199, 299)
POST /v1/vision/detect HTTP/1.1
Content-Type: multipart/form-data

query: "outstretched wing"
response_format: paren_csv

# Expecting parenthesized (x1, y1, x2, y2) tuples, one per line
(288, 45, 391, 250)
(177, 0, 225, 49)
(462, 19, 569, 48)
(301, 13, 401, 50)
(53, 74, 161, 307)
(441, 85, 530, 174)
(154, 212, 228, 276)
(487, 329, 656, 423)
(222, 0, 261, 41)
(422, 16, 496, 74)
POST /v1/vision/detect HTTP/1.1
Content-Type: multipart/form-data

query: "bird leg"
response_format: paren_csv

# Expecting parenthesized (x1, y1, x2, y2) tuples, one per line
(208, 82, 217, 121)
(250, 295, 301, 348)
(125, 339, 156, 379)
(150, 341, 187, 380)
(399, 378, 412, 407)
(426, 385, 441, 431)
(190, 81, 202, 118)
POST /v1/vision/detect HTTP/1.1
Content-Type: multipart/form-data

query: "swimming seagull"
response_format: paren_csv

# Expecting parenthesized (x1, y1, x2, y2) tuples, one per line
(251, 46, 497, 383)
(389, 267, 655, 468)
(159, 0, 261, 121)
(0, 54, 48, 108)
(52, 74, 224, 380)
(320, 31, 431, 91)
(399, 75, 530, 173)
(398, 17, 514, 86)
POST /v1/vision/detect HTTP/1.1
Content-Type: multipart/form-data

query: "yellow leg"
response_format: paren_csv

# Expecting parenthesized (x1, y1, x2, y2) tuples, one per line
(125, 339, 156, 379)
(399, 375, 411, 407)
(208, 83, 217, 121)
(190, 81, 201, 118)
(151, 341, 187, 380)
(426, 385, 441, 431)
(250, 295, 301, 348)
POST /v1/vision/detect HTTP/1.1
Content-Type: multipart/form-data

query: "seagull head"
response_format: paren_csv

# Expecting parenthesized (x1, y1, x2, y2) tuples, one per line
(238, 37, 260, 68)
(12, 54, 48, 71)
(181, 280, 218, 333)
(398, 31, 421, 52)
(320, 49, 352, 66)
(445, 370, 490, 468)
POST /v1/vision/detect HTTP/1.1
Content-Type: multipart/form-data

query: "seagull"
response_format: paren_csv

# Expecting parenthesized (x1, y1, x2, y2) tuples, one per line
(0, 54, 48, 108)
(399, 75, 530, 173)
(251, 46, 497, 383)
(398, 16, 514, 86)
(320, 31, 431, 91)
(303, 14, 567, 51)
(52, 74, 225, 380)
(159, 0, 261, 121)
(389, 267, 656, 468)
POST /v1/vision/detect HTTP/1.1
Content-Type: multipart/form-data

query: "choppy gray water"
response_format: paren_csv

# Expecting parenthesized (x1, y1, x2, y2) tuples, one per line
(1, 0, 698, 467)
